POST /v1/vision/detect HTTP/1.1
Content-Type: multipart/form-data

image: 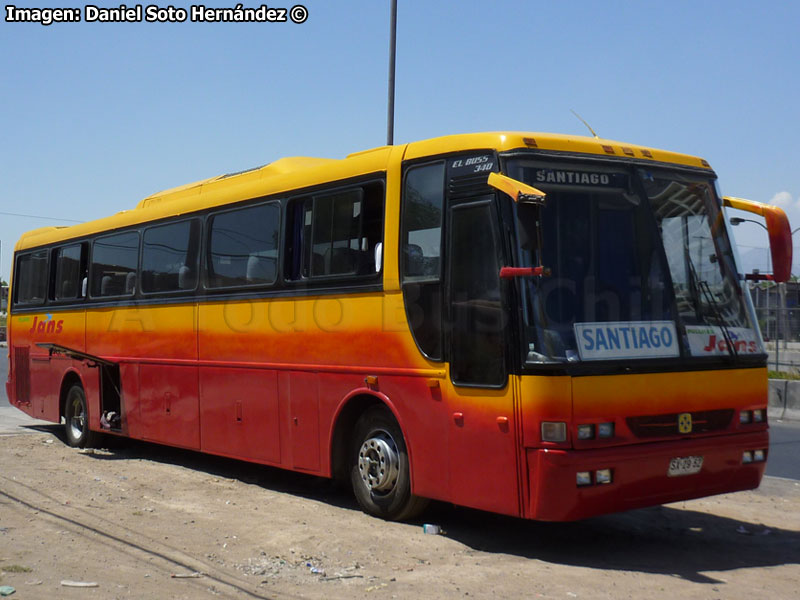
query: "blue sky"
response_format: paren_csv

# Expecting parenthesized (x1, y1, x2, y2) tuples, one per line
(1, 0, 799, 283)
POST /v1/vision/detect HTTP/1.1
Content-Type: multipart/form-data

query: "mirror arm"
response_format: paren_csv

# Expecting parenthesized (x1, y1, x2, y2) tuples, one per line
(724, 196, 792, 283)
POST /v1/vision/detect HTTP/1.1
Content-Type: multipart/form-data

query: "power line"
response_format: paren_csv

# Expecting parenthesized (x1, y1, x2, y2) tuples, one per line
(0, 211, 83, 224)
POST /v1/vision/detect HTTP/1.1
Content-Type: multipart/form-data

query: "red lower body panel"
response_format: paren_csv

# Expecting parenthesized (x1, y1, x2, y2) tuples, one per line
(527, 430, 769, 521)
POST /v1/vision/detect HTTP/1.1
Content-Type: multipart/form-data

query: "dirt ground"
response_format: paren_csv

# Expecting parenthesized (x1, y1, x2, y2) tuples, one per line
(0, 425, 798, 600)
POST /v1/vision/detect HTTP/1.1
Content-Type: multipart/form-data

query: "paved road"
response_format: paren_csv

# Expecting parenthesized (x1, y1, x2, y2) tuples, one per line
(766, 419, 800, 480)
(0, 346, 797, 478)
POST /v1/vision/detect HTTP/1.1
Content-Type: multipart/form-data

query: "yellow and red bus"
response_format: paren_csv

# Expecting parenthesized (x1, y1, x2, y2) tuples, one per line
(6, 132, 791, 521)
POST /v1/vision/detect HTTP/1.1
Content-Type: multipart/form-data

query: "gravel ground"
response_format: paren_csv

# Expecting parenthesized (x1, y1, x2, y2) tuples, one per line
(0, 424, 798, 600)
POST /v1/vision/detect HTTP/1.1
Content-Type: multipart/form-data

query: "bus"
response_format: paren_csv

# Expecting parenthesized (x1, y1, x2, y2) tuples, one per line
(5, 132, 791, 522)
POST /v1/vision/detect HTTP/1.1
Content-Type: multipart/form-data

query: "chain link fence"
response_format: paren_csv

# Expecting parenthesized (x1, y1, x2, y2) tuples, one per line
(751, 282, 800, 373)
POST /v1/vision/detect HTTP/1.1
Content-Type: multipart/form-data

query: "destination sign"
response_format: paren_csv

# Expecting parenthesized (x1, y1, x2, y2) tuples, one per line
(522, 168, 627, 188)
(574, 320, 680, 361)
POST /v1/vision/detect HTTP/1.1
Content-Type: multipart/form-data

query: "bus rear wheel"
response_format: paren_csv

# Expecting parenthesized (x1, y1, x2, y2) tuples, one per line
(64, 384, 98, 448)
(350, 406, 428, 521)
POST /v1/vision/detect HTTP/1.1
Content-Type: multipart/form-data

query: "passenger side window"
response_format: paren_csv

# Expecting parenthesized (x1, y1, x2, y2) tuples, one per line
(141, 220, 200, 293)
(54, 244, 86, 301)
(91, 232, 140, 297)
(207, 202, 280, 288)
(285, 182, 384, 281)
(14, 250, 49, 306)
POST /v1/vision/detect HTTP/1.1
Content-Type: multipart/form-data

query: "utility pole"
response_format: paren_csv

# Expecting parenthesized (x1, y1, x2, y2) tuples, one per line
(387, 0, 397, 146)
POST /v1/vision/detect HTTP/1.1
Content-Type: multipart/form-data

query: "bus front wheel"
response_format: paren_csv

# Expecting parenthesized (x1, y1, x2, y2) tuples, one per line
(64, 384, 98, 448)
(350, 406, 428, 521)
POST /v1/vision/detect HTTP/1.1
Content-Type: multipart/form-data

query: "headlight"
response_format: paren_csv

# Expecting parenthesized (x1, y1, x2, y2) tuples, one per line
(577, 424, 595, 440)
(541, 422, 567, 442)
(595, 469, 613, 485)
(597, 422, 615, 438)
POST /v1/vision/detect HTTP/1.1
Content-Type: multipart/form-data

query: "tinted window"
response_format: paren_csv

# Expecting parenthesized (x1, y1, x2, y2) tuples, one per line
(285, 182, 384, 280)
(312, 189, 364, 277)
(402, 163, 444, 281)
(142, 220, 200, 293)
(91, 232, 139, 297)
(449, 201, 506, 386)
(207, 202, 280, 288)
(14, 250, 49, 305)
(54, 244, 84, 301)
(401, 162, 445, 360)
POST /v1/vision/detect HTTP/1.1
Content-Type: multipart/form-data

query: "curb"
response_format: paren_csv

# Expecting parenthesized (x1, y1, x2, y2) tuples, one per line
(768, 379, 800, 421)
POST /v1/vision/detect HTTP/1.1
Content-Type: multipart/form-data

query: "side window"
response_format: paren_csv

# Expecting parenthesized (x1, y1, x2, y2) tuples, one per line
(14, 250, 49, 306)
(141, 220, 200, 293)
(91, 231, 140, 298)
(285, 182, 384, 281)
(401, 163, 444, 280)
(401, 162, 445, 360)
(54, 244, 86, 301)
(207, 202, 280, 288)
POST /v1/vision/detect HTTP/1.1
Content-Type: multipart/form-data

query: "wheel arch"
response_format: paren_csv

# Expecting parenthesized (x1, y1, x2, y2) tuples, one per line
(59, 369, 85, 421)
(329, 388, 410, 484)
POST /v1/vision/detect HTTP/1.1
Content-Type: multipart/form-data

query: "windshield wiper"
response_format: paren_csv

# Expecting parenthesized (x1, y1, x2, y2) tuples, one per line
(687, 258, 737, 358)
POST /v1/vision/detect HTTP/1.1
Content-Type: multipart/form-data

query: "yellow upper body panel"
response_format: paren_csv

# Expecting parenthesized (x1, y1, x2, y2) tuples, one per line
(14, 131, 711, 251)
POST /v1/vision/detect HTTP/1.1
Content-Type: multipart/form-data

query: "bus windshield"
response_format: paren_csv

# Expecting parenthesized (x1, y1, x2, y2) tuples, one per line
(505, 157, 764, 365)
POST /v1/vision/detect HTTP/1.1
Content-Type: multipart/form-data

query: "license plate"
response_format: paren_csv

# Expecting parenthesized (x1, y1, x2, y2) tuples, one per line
(668, 455, 703, 477)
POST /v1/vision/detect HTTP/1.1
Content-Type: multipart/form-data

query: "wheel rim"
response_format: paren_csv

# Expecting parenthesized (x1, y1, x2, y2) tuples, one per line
(357, 430, 400, 495)
(69, 396, 86, 440)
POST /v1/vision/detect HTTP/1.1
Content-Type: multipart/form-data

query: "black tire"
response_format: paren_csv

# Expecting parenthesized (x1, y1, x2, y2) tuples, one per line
(350, 406, 429, 521)
(64, 384, 97, 448)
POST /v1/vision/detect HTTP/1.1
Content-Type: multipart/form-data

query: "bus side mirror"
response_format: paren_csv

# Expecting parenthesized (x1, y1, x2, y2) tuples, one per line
(487, 172, 546, 205)
(724, 196, 793, 283)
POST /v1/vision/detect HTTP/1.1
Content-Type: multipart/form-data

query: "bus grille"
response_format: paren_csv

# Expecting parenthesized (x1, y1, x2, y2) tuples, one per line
(14, 347, 31, 403)
(626, 409, 734, 438)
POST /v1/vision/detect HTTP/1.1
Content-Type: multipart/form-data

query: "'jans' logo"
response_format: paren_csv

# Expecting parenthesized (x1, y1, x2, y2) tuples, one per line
(29, 314, 64, 335)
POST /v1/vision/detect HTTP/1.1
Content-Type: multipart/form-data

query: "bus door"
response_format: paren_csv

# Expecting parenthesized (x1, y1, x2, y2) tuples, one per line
(445, 195, 520, 517)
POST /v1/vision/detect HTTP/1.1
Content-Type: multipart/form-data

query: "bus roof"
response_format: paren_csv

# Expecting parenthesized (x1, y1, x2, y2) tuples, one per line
(14, 131, 711, 251)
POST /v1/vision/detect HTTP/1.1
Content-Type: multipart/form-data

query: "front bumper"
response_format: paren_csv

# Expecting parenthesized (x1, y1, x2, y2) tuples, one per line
(526, 430, 769, 521)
